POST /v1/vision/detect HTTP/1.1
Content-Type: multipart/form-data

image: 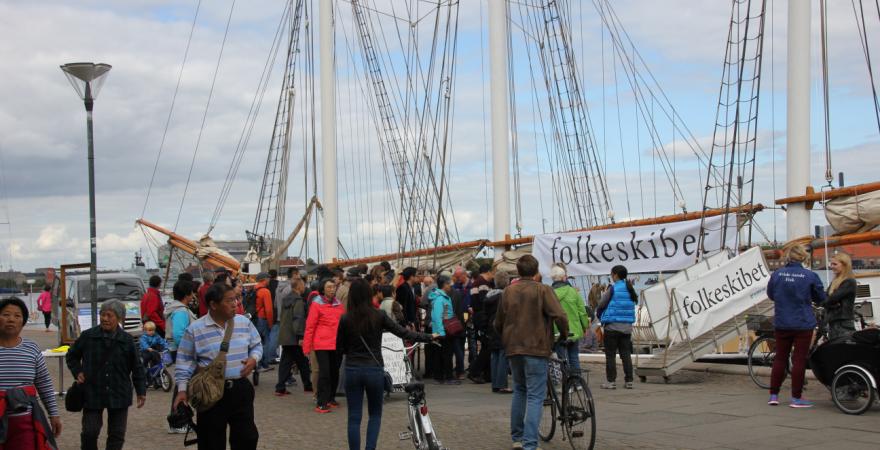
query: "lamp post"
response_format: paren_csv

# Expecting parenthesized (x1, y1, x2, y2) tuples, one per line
(60, 62, 111, 328)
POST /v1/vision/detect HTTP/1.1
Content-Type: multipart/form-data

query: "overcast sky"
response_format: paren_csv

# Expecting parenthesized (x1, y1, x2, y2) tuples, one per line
(0, 0, 878, 272)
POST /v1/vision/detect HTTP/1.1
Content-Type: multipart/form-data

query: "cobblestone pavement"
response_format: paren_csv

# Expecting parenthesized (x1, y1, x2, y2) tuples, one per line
(27, 327, 879, 449)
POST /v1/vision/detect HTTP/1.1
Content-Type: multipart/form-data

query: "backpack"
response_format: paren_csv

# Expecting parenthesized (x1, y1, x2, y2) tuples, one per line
(242, 289, 258, 324)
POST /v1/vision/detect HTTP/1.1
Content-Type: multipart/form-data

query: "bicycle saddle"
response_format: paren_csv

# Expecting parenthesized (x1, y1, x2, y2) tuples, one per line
(404, 381, 425, 393)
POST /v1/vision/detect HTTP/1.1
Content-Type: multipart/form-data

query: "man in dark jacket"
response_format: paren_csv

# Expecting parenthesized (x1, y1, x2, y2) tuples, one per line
(467, 264, 495, 383)
(67, 299, 147, 450)
(495, 255, 568, 450)
(275, 276, 314, 395)
(396, 267, 419, 328)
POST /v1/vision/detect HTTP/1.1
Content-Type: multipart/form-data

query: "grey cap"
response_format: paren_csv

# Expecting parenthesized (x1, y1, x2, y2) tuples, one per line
(256, 272, 270, 281)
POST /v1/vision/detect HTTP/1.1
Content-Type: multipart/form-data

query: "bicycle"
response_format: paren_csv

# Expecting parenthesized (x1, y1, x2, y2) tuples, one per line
(387, 342, 447, 450)
(539, 352, 596, 450)
(145, 350, 173, 392)
(747, 308, 866, 389)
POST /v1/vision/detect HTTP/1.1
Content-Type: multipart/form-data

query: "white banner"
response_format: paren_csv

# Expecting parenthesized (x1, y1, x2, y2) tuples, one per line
(380, 332, 409, 386)
(672, 246, 770, 339)
(533, 215, 736, 276)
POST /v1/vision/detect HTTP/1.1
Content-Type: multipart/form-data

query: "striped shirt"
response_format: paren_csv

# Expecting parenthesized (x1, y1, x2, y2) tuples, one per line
(175, 314, 262, 391)
(0, 338, 59, 417)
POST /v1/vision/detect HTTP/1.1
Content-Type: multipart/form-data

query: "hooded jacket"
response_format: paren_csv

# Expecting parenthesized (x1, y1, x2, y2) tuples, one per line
(302, 295, 344, 353)
(430, 289, 455, 337)
(767, 262, 827, 330)
(552, 281, 590, 341)
(164, 300, 196, 351)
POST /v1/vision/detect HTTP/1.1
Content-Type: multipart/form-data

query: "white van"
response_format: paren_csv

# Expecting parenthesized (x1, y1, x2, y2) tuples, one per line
(65, 273, 145, 337)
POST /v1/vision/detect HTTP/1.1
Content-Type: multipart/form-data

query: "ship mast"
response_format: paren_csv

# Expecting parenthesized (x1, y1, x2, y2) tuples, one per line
(489, 0, 511, 258)
(320, 0, 337, 262)
(785, 0, 811, 239)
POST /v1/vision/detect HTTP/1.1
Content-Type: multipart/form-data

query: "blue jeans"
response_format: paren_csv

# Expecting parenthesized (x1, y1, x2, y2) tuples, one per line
(491, 349, 509, 390)
(267, 323, 280, 361)
(256, 319, 273, 368)
(344, 366, 385, 450)
(554, 341, 581, 371)
(508, 355, 548, 450)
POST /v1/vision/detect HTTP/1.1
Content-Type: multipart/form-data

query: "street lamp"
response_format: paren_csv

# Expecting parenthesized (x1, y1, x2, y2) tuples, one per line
(60, 62, 111, 328)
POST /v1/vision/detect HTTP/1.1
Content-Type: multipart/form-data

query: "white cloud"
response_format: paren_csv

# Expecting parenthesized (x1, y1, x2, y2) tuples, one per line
(0, 0, 877, 272)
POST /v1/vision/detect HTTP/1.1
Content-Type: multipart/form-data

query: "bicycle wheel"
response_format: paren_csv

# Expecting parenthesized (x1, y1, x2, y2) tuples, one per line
(747, 336, 776, 389)
(539, 380, 557, 442)
(160, 368, 173, 392)
(562, 376, 596, 450)
(407, 404, 427, 449)
(831, 367, 876, 415)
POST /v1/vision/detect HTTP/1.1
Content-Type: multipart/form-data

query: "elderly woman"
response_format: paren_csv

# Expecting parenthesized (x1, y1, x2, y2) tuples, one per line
(0, 297, 61, 449)
(550, 265, 590, 371)
(766, 243, 826, 408)
(66, 299, 146, 450)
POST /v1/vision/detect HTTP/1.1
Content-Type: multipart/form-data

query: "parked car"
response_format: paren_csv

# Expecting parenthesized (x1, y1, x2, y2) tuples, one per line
(64, 273, 145, 338)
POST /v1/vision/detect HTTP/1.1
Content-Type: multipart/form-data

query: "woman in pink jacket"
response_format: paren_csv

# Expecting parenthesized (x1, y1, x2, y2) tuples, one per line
(302, 278, 345, 413)
(37, 285, 52, 332)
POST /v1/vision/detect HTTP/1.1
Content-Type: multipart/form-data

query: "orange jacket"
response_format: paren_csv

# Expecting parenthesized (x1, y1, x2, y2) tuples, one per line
(255, 284, 274, 327)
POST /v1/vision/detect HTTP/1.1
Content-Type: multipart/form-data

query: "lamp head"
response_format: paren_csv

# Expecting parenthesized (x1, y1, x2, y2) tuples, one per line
(60, 62, 112, 103)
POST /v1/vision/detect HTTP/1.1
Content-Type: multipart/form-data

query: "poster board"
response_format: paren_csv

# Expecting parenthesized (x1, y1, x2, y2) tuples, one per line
(671, 247, 770, 339)
(641, 250, 732, 343)
(381, 332, 409, 387)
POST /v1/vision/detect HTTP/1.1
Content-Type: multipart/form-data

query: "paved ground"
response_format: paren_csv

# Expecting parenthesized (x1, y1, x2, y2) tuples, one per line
(26, 326, 879, 449)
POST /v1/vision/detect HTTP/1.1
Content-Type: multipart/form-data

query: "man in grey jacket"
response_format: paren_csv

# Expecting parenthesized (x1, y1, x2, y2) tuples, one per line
(275, 275, 313, 395)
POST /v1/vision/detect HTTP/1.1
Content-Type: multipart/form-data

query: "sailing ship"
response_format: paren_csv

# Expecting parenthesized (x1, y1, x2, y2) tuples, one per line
(134, 0, 880, 327)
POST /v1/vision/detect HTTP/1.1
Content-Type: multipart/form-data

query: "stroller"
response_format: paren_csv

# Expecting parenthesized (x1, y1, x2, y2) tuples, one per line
(809, 328, 880, 414)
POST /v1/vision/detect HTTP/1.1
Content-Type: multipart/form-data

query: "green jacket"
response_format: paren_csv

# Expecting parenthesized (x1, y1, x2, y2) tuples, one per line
(66, 326, 147, 410)
(553, 282, 590, 341)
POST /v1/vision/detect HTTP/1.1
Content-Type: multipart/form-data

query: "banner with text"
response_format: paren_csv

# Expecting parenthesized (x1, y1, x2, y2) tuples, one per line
(672, 246, 769, 339)
(532, 215, 736, 276)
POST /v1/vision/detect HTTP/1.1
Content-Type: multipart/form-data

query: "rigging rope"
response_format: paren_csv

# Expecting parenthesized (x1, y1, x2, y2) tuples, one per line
(173, 0, 237, 232)
(850, 0, 880, 134)
(141, 0, 202, 220)
(820, 0, 833, 185)
(208, 0, 292, 232)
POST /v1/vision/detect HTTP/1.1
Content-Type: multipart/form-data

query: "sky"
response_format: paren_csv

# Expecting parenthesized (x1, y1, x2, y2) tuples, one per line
(0, 0, 878, 272)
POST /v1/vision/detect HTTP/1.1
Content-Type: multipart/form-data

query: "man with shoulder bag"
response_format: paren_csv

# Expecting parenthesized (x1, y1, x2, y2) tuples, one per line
(174, 282, 263, 450)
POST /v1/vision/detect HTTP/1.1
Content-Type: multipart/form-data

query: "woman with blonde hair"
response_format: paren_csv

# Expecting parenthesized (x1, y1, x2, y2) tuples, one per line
(825, 253, 858, 340)
(765, 242, 826, 408)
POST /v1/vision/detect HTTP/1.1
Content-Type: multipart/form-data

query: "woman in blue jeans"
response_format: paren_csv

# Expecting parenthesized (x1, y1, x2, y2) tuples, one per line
(336, 278, 437, 450)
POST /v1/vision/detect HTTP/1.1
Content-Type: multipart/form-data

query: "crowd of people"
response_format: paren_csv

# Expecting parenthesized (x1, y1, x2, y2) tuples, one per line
(0, 239, 865, 450)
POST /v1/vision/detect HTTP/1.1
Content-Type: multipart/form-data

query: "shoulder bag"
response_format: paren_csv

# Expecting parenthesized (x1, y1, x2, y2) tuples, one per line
(65, 336, 120, 412)
(188, 319, 235, 412)
(358, 335, 394, 393)
(442, 304, 464, 337)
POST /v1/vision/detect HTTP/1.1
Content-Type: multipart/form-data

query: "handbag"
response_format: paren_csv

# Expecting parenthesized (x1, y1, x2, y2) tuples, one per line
(188, 319, 234, 412)
(358, 335, 394, 393)
(442, 304, 464, 337)
(65, 337, 120, 412)
(64, 382, 85, 412)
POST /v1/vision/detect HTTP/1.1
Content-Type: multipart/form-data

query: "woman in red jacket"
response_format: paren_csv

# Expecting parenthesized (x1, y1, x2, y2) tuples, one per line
(302, 278, 345, 413)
